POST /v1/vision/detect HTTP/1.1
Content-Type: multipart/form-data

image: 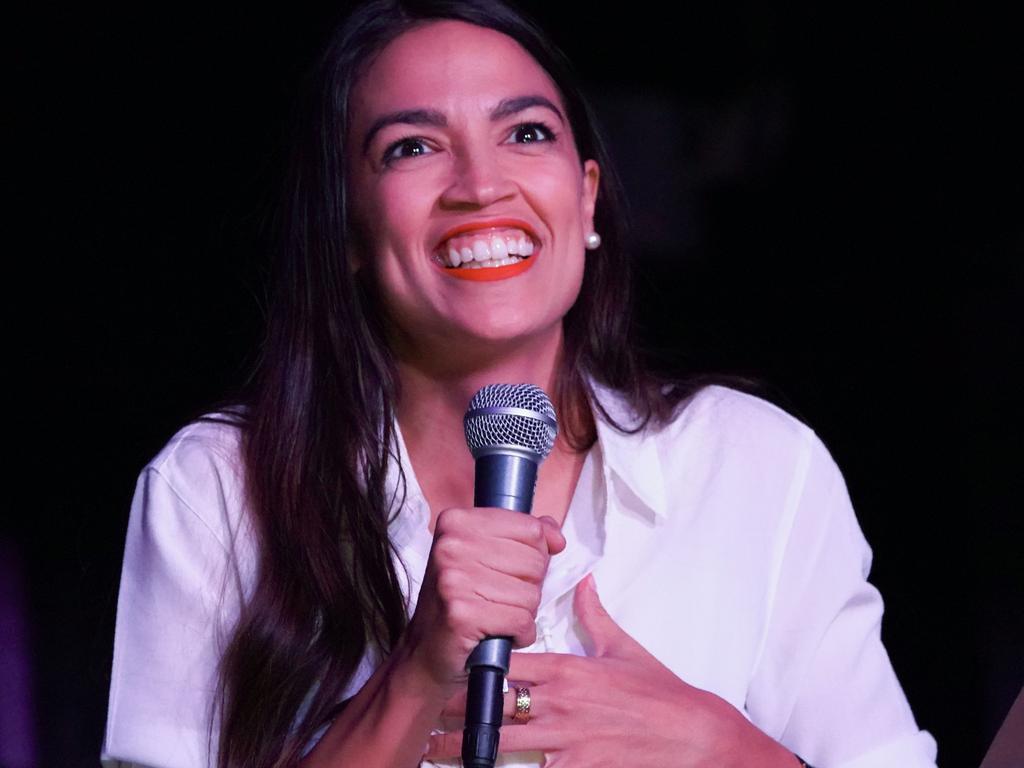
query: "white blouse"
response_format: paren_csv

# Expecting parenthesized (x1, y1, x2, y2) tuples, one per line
(101, 383, 939, 768)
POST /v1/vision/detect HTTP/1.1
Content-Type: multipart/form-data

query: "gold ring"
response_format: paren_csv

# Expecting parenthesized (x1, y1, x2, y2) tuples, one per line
(513, 686, 531, 723)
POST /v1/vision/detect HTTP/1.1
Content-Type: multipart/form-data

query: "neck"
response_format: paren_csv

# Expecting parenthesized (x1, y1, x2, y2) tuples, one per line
(396, 328, 563, 452)
(393, 327, 583, 520)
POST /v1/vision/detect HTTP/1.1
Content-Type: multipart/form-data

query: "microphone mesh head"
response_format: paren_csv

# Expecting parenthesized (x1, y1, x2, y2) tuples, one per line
(464, 384, 558, 460)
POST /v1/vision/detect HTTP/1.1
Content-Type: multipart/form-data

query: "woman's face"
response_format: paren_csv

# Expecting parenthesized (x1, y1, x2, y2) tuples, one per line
(346, 20, 600, 363)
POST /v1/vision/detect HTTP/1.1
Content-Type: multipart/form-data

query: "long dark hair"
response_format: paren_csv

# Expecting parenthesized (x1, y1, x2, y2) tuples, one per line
(213, 1, 761, 765)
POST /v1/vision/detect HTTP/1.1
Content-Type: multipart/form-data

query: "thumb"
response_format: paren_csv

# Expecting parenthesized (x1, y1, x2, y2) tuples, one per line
(573, 573, 626, 657)
(539, 515, 567, 555)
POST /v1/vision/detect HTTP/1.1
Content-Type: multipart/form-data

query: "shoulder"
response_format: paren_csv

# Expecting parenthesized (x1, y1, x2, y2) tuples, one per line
(594, 382, 844, 524)
(673, 383, 843, 488)
(147, 412, 245, 485)
(597, 382, 822, 465)
(668, 384, 844, 491)
(106, 415, 253, 763)
(658, 385, 851, 533)
(666, 383, 816, 453)
(136, 412, 249, 553)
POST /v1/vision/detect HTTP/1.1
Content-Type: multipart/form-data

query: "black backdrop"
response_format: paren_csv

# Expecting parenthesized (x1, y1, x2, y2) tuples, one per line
(7, 3, 1021, 766)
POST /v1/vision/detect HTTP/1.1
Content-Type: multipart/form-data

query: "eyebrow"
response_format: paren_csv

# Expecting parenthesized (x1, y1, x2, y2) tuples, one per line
(360, 94, 567, 157)
(491, 95, 565, 125)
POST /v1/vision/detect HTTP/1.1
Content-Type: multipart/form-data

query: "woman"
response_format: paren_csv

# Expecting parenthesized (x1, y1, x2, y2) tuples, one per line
(101, 1, 939, 767)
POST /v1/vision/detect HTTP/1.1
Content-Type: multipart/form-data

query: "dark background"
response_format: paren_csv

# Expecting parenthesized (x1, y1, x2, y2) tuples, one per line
(5, 2, 1021, 766)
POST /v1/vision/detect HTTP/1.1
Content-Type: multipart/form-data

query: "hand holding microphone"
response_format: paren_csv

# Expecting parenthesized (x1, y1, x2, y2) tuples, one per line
(397, 384, 562, 768)
(460, 384, 559, 768)
(400, 506, 564, 694)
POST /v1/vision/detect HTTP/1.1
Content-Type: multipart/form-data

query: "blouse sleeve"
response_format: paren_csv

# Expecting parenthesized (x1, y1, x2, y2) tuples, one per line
(101, 442, 247, 768)
(745, 433, 939, 768)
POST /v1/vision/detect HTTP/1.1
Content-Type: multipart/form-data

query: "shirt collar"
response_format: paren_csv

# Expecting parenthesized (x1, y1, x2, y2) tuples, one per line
(386, 378, 671, 555)
(589, 379, 668, 522)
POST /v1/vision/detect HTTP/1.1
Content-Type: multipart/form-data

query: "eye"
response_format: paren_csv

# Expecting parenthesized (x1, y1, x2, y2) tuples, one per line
(507, 122, 557, 145)
(381, 137, 435, 166)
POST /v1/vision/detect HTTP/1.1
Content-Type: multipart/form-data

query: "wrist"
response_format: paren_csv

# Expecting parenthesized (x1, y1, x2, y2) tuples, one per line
(300, 639, 450, 768)
(389, 630, 463, 705)
(714, 700, 802, 768)
(746, 733, 804, 768)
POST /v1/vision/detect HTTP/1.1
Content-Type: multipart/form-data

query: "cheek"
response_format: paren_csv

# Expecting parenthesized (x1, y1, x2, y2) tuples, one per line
(353, 190, 439, 308)
(528, 161, 587, 231)
(363, 178, 431, 247)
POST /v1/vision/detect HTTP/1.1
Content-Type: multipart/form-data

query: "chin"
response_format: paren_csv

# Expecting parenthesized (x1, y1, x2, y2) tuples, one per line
(450, 314, 559, 348)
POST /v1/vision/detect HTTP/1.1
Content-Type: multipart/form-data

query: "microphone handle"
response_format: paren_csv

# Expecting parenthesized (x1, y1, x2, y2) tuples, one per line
(472, 453, 539, 513)
(462, 453, 539, 768)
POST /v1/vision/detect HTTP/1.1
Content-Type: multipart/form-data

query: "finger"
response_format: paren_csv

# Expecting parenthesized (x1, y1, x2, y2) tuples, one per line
(538, 515, 567, 554)
(433, 507, 544, 548)
(573, 573, 627, 657)
(490, 720, 561, 753)
(439, 681, 540, 728)
(462, 507, 560, 549)
(474, 538, 551, 583)
(425, 729, 461, 760)
(467, 569, 542, 613)
(473, 508, 565, 556)
(426, 720, 563, 759)
(470, 604, 539, 649)
(508, 651, 562, 683)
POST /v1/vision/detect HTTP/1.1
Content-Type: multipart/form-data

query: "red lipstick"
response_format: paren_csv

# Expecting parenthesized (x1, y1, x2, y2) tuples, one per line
(444, 257, 535, 282)
(433, 217, 540, 282)
(433, 218, 540, 251)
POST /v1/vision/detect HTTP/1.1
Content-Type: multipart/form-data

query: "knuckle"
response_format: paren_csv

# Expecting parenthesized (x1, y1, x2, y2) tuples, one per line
(557, 653, 584, 682)
(529, 551, 548, 580)
(433, 534, 462, 562)
(444, 598, 469, 628)
(548, 694, 570, 717)
(435, 507, 453, 530)
(517, 610, 535, 638)
(515, 622, 537, 648)
(526, 517, 546, 545)
(436, 507, 465, 532)
(436, 569, 461, 599)
(528, 586, 542, 613)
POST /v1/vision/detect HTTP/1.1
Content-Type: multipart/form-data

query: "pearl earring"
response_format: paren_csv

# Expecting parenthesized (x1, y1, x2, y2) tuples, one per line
(585, 231, 602, 250)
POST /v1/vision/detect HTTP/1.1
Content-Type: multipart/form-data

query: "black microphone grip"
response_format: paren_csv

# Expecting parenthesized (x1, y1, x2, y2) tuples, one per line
(462, 454, 539, 768)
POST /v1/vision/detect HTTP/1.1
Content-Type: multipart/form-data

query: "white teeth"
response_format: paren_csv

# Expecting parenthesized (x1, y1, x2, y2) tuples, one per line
(472, 240, 491, 261)
(439, 230, 537, 268)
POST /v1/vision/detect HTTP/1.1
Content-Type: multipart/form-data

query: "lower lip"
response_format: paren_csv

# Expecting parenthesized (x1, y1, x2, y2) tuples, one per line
(441, 254, 536, 282)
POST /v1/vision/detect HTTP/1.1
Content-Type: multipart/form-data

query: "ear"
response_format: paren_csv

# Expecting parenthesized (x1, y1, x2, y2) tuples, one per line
(581, 158, 600, 236)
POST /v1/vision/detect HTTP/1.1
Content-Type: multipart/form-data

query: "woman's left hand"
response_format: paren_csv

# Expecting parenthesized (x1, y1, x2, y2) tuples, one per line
(426, 574, 794, 767)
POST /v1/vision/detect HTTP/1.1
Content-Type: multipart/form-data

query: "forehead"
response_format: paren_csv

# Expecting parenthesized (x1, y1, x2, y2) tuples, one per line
(350, 19, 564, 122)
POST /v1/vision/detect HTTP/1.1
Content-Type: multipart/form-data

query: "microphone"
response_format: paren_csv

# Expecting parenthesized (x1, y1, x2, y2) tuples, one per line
(461, 383, 558, 768)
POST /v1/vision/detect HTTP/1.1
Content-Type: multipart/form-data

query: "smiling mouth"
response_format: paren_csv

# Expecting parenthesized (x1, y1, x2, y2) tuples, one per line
(435, 227, 536, 267)
(433, 226, 538, 281)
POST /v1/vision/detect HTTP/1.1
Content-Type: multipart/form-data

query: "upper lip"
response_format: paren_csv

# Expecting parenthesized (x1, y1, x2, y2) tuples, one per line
(433, 217, 540, 253)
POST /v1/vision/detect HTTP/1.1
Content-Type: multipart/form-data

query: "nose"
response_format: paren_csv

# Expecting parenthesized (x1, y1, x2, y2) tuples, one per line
(440, 143, 517, 209)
